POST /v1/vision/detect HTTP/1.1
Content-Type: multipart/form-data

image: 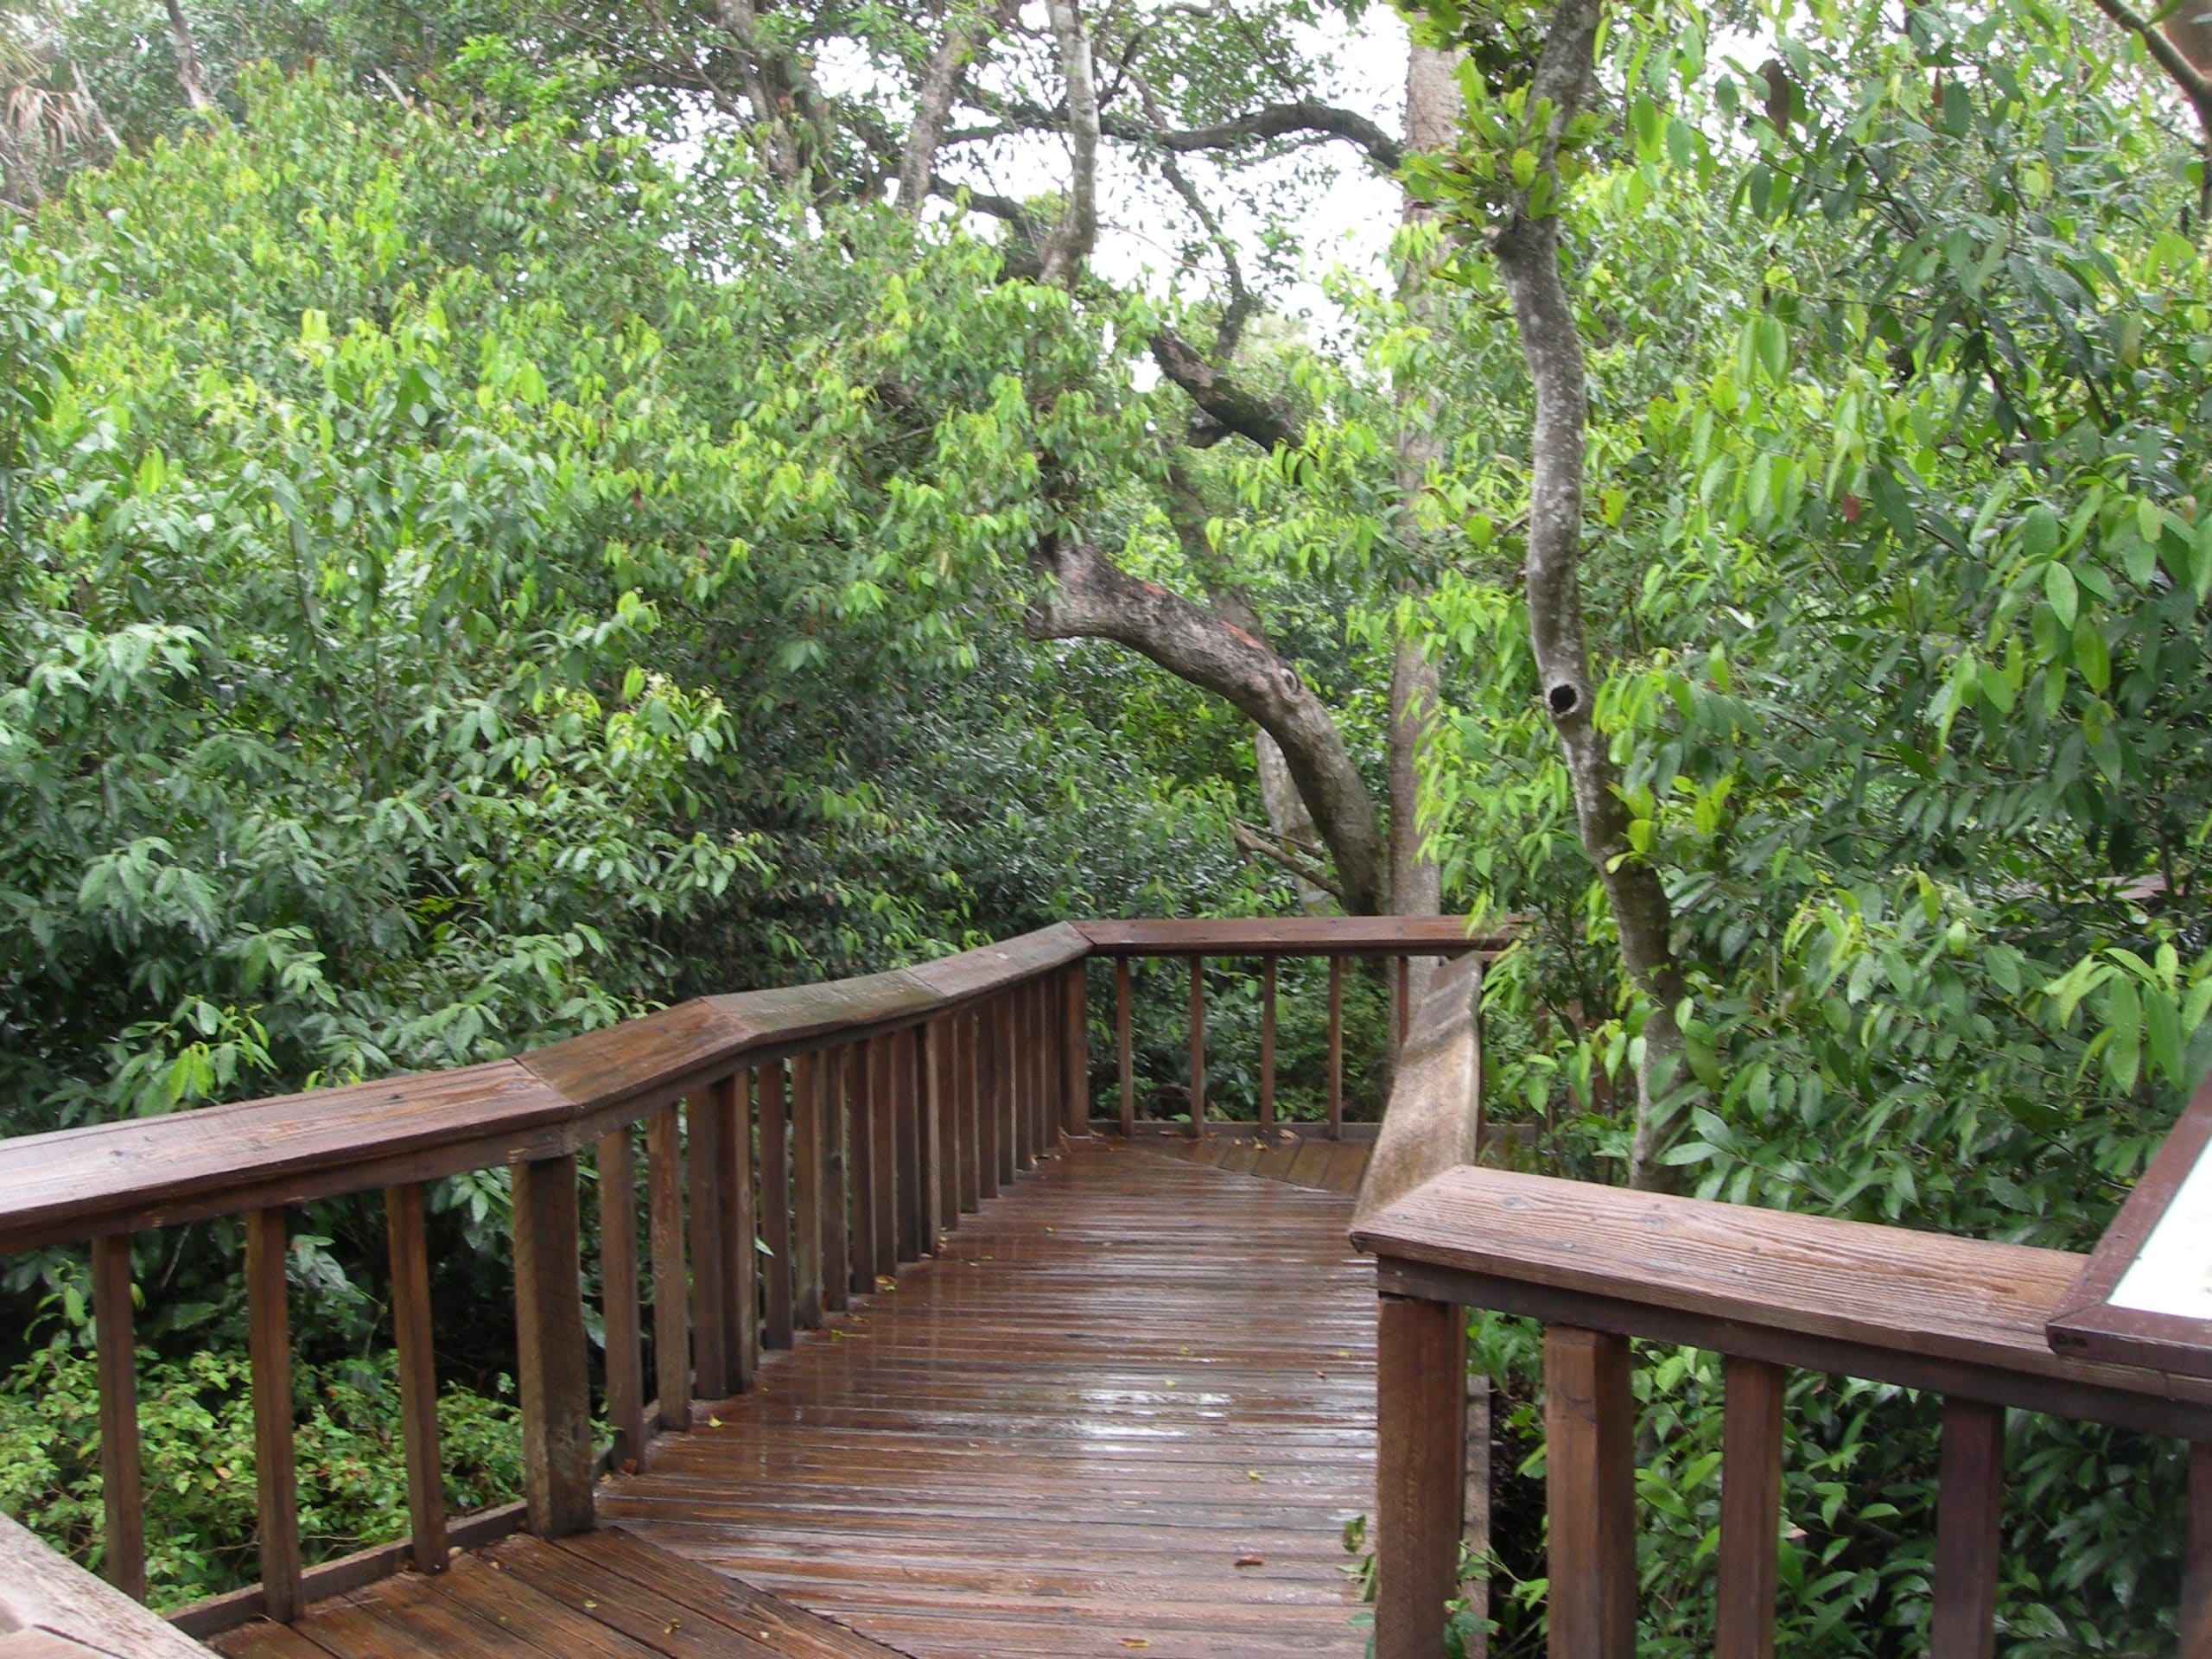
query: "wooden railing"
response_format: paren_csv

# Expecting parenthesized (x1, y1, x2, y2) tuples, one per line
(0, 914, 1503, 1637)
(1355, 1152, 2212, 1658)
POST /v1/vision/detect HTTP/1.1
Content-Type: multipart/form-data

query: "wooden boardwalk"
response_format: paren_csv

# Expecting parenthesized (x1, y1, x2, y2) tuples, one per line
(213, 1136, 1376, 1659)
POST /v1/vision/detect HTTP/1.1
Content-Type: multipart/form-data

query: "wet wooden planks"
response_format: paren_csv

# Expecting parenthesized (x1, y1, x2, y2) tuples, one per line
(210, 1529, 913, 1659)
(1134, 1134, 1371, 1195)
(602, 1137, 1374, 1659)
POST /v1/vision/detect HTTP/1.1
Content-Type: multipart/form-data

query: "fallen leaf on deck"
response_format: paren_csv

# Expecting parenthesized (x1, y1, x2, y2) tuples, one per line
(1235, 1555, 1265, 1567)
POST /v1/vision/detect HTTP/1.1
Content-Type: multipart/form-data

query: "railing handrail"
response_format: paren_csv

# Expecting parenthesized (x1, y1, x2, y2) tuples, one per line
(0, 916, 1503, 1255)
(1356, 1165, 2212, 1431)
(0, 1512, 210, 1656)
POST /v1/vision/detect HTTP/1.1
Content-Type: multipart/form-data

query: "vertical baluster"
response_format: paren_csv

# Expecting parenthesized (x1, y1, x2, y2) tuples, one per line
(719, 1072, 759, 1390)
(1064, 963, 1090, 1138)
(245, 1207, 302, 1623)
(1259, 957, 1278, 1135)
(686, 1092, 730, 1402)
(790, 1053, 825, 1328)
(512, 1154, 594, 1538)
(1395, 955, 1412, 1058)
(961, 1007, 988, 1208)
(1373, 1293, 1465, 1659)
(926, 1019, 956, 1244)
(995, 993, 1020, 1188)
(1116, 958, 1135, 1135)
(1008, 984, 1032, 1168)
(868, 1033, 899, 1279)
(2183, 1441, 2212, 1659)
(1327, 956, 1345, 1140)
(90, 1235, 145, 1602)
(645, 1106, 690, 1431)
(848, 1039, 880, 1290)
(976, 1001, 1002, 1199)
(1187, 956, 1206, 1138)
(823, 1046, 852, 1311)
(1929, 1397, 2004, 1659)
(1023, 978, 1045, 1165)
(597, 1128, 646, 1470)
(1716, 1355, 1786, 1659)
(1545, 1325, 1635, 1659)
(897, 1026, 925, 1260)
(758, 1065, 794, 1350)
(384, 1184, 447, 1573)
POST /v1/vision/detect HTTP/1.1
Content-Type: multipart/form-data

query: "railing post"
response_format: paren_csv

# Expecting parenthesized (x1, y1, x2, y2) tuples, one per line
(868, 1033, 899, 1279)
(847, 1040, 880, 1293)
(925, 1018, 956, 1244)
(995, 992, 1020, 1188)
(596, 1128, 647, 1470)
(759, 1065, 795, 1350)
(686, 1092, 730, 1401)
(2185, 1441, 2212, 1658)
(1064, 963, 1090, 1138)
(1259, 956, 1277, 1134)
(1327, 956, 1345, 1139)
(823, 1046, 852, 1310)
(1374, 1292, 1465, 1659)
(1716, 1355, 1785, 1659)
(790, 1052, 826, 1326)
(512, 1154, 594, 1538)
(645, 1106, 691, 1428)
(1116, 958, 1135, 1135)
(957, 1007, 982, 1212)
(1187, 956, 1206, 1137)
(720, 1072, 759, 1389)
(384, 1183, 447, 1573)
(90, 1234, 145, 1603)
(1929, 1397, 2004, 1659)
(245, 1206, 302, 1623)
(1545, 1325, 1635, 1659)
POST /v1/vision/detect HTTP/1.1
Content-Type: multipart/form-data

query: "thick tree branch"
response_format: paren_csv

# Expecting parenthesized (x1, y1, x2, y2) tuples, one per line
(1150, 330, 1300, 450)
(2084, 0, 2212, 125)
(1232, 822, 1346, 902)
(899, 0, 1023, 214)
(163, 0, 213, 112)
(1103, 99, 1406, 170)
(1029, 536, 1388, 914)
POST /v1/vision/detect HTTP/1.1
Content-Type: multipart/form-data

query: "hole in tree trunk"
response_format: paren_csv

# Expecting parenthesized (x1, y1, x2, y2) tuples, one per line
(1548, 683, 1580, 715)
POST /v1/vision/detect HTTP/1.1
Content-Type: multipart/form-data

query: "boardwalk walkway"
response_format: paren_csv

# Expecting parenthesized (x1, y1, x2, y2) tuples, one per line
(217, 1137, 1376, 1659)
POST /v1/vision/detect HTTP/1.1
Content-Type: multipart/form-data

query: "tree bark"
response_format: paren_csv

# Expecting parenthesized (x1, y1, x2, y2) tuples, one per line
(1030, 536, 1389, 916)
(1493, 0, 1689, 1191)
(1038, 0, 1100, 284)
(1386, 43, 1460, 995)
(164, 0, 214, 112)
(899, 0, 1021, 214)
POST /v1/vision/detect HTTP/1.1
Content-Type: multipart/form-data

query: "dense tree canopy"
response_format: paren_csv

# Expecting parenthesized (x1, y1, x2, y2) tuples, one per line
(0, 0, 2209, 1648)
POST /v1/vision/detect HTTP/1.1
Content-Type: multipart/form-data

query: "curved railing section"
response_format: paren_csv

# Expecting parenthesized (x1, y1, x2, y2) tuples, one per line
(0, 914, 1506, 1640)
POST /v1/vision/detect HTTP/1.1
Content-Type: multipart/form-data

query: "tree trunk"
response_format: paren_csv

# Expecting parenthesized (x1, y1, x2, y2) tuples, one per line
(1494, 0, 1689, 1191)
(899, 0, 1020, 213)
(1038, 0, 1100, 284)
(1387, 43, 1459, 998)
(164, 0, 214, 112)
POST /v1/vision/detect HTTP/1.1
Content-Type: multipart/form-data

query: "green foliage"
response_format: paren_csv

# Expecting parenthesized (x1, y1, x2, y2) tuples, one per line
(0, 1337, 522, 1608)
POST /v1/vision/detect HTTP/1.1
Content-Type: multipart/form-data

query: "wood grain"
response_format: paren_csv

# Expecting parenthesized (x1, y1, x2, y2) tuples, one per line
(245, 1207, 302, 1624)
(512, 1154, 594, 1537)
(758, 1065, 794, 1351)
(1716, 1355, 1783, 1659)
(645, 1107, 690, 1432)
(597, 1128, 647, 1472)
(1544, 1325, 1634, 1659)
(1929, 1397, 2003, 1659)
(1372, 1294, 1464, 1659)
(0, 1512, 208, 1658)
(383, 1183, 446, 1573)
(685, 1092, 730, 1402)
(88, 1233, 144, 1603)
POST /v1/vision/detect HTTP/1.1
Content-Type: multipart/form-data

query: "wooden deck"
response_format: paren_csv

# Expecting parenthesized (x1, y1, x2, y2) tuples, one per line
(210, 1135, 1376, 1659)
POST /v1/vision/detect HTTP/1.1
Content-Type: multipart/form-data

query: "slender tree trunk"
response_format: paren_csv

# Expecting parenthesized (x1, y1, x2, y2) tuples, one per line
(164, 0, 214, 112)
(1387, 44, 1459, 996)
(1038, 0, 1100, 283)
(899, 0, 1021, 213)
(1494, 0, 1689, 1190)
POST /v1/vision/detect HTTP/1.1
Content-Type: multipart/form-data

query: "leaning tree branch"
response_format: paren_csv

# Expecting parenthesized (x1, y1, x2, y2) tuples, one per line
(1150, 330, 1301, 450)
(1102, 99, 1405, 170)
(1232, 822, 1347, 901)
(2084, 0, 2212, 124)
(1030, 535, 1388, 913)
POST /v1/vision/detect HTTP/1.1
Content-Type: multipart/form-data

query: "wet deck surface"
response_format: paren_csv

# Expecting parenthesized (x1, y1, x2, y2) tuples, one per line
(601, 1137, 1375, 1659)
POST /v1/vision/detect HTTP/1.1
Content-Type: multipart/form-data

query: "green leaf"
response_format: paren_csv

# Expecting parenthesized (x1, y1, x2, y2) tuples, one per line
(2043, 562, 2078, 630)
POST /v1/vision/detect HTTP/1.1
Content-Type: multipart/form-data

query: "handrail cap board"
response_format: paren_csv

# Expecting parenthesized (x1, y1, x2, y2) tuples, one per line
(0, 1060, 571, 1254)
(1072, 916, 1516, 956)
(1355, 1166, 2212, 1411)
(0, 1513, 211, 1656)
(900, 923, 1090, 999)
